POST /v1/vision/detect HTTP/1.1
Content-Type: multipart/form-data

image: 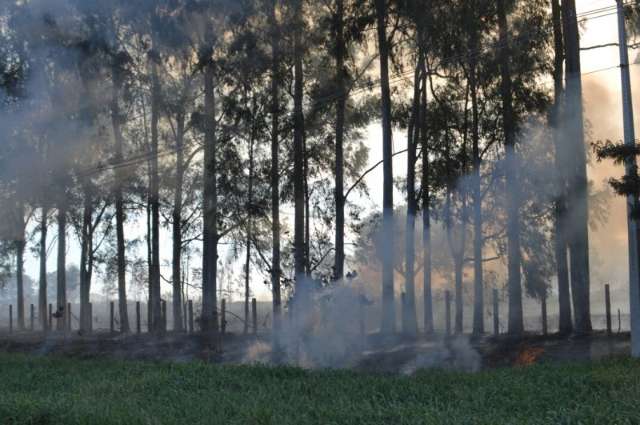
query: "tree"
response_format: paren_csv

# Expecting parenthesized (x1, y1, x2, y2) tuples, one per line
(497, 0, 523, 335)
(550, 0, 573, 334)
(375, 0, 396, 335)
(562, 0, 592, 334)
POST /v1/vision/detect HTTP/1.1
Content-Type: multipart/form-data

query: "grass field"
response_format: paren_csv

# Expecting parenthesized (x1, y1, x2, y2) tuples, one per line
(0, 354, 639, 424)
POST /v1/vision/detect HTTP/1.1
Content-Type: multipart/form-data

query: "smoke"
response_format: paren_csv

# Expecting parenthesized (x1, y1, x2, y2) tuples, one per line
(243, 282, 367, 368)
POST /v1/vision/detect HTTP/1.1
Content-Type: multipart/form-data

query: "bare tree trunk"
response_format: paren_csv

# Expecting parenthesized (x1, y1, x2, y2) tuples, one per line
(375, 0, 396, 335)
(333, 0, 346, 281)
(79, 188, 92, 333)
(293, 0, 306, 290)
(172, 113, 185, 332)
(304, 134, 311, 277)
(551, 0, 573, 334)
(111, 58, 130, 334)
(244, 126, 256, 335)
(470, 53, 484, 336)
(454, 255, 464, 334)
(497, 0, 523, 335)
(149, 57, 162, 333)
(56, 206, 67, 331)
(562, 0, 592, 334)
(270, 0, 282, 336)
(420, 60, 433, 335)
(403, 63, 420, 337)
(15, 203, 25, 330)
(202, 45, 219, 333)
(39, 207, 48, 332)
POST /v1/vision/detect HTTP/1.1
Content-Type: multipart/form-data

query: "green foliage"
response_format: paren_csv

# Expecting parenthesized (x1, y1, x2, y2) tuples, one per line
(1, 354, 640, 424)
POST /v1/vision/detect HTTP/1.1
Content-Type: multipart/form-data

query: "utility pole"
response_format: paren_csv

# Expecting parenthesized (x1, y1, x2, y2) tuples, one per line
(616, 0, 640, 357)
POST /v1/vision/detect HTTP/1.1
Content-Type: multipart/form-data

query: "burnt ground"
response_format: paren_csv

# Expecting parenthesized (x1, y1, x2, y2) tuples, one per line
(0, 330, 631, 373)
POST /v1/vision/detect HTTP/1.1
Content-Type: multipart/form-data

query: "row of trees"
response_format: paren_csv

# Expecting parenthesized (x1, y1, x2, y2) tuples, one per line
(0, 0, 613, 337)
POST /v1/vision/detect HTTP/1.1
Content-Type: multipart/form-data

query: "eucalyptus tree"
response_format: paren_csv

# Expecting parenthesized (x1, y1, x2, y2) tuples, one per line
(562, 0, 592, 334)
(374, 0, 396, 335)
(550, 0, 572, 334)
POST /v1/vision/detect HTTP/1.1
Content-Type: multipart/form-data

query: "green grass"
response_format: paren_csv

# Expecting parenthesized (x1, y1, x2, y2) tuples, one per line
(0, 354, 639, 425)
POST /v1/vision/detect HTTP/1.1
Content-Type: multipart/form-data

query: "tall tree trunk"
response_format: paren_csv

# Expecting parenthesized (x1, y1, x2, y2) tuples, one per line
(375, 0, 396, 335)
(304, 134, 311, 277)
(39, 207, 48, 332)
(111, 59, 130, 333)
(79, 187, 92, 333)
(202, 45, 219, 333)
(270, 0, 282, 337)
(551, 0, 573, 334)
(172, 113, 185, 332)
(447, 195, 468, 335)
(149, 57, 162, 333)
(497, 0, 523, 335)
(244, 122, 256, 335)
(470, 54, 484, 336)
(403, 63, 420, 336)
(56, 206, 67, 331)
(454, 254, 464, 334)
(15, 202, 25, 330)
(420, 65, 433, 335)
(146, 190, 152, 328)
(293, 0, 306, 290)
(333, 0, 346, 281)
(562, 0, 592, 334)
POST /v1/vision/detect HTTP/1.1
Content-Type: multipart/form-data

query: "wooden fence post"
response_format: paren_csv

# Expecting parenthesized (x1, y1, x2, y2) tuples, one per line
(221, 299, 226, 335)
(605, 284, 612, 335)
(136, 301, 141, 334)
(147, 300, 152, 333)
(541, 295, 548, 336)
(67, 303, 72, 332)
(618, 308, 622, 333)
(9, 305, 13, 334)
(29, 304, 34, 331)
(110, 301, 115, 333)
(445, 290, 451, 337)
(493, 289, 499, 336)
(88, 302, 93, 333)
(183, 302, 188, 331)
(252, 298, 258, 335)
(161, 300, 167, 331)
(188, 300, 194, 333)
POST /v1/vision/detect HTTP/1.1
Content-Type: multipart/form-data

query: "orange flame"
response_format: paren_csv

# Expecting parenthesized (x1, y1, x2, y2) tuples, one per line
(515, 346, 545, 366)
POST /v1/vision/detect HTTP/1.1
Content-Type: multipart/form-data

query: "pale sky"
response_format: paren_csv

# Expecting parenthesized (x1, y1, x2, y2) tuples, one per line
(18, 0, 638, 307)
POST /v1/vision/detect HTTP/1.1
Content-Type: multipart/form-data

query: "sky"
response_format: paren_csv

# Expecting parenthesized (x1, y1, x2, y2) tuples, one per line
(15, 0, 640, 308)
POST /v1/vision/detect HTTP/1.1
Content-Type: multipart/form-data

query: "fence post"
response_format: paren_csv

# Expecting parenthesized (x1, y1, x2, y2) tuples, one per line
(221, 299, 226, 336)
(605, 284, 612, 335)
(618, 308, 622, 333)
(136, 301, 141, 334)
(161, 300, 167, 332)
(188, 300, 194, 333)
(445, 290, 451, 337)
(30, 304, 34, 331)
(183, 302, 188, 331)
(252, 298, 258, 335)
(67, 303, 72, 332)
(493, 289, 499, 336)
(9, 305, 13, 334)
(541, 295, 548, 336)
(88, 303, 93, 334)
(110, 301, 115, 333)
(147, 300, 152, 333)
